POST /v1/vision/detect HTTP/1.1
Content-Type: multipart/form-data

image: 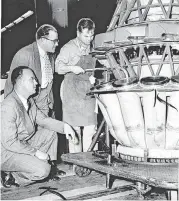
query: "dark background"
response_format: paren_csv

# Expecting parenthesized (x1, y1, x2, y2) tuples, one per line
(1, 0, 117, 157)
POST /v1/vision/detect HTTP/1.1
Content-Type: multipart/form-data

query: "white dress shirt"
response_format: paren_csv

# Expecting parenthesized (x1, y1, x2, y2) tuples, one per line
(15, 91, 28, 111)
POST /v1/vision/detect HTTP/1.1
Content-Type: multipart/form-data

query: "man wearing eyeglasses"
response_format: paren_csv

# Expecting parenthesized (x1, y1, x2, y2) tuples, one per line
(3, 24, 70, 180)
(4, 24, 59, 117)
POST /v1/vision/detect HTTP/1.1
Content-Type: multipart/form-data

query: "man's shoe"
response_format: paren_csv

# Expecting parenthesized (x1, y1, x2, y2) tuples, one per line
(1, 172, 19, 188)
(49, 168, 62, 181)
(48, 161, 66, 181)
(56, 168, 66, 176)
(49, 175, 61, 181)
(49, 161, 66, 176)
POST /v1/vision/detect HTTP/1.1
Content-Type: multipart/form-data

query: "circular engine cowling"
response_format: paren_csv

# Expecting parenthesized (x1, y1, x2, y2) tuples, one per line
(93, 0, 179, 162)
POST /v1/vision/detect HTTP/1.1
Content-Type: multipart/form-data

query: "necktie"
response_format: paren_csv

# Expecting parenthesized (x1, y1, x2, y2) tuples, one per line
(44, 53, 53, 85)
(27, 101, 31, 115)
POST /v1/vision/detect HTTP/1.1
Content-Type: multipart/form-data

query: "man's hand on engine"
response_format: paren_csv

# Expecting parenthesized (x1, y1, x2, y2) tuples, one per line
(64, 123, 78, 144)
(89, 75, 96, 85)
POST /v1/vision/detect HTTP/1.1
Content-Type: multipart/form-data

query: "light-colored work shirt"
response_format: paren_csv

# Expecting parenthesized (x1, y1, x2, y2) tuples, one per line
(55, 38, 97, 126)
(55, 38, 91, 73)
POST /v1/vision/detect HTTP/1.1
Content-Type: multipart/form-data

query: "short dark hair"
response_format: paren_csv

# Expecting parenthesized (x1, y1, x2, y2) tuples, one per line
(77, 18, 95, 33)
(11, 66, 31, 86)
(36, 24, 57, 40)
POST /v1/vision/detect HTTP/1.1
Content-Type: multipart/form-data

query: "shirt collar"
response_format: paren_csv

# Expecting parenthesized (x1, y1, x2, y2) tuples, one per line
(37, 43, 46, 57)
(15, 90, 28, 110)
(76, 37, 90, 53)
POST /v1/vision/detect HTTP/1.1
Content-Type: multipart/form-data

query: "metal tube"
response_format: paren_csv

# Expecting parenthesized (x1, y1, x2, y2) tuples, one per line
(88, 119, 106, 152)
(1, 11, 34, 33)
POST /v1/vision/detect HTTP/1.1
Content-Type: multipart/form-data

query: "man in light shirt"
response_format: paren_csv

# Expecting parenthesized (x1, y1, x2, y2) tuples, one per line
(4, 24, 59, 116)
(55, 18, 102, 153)
(1, 66, 77, 187)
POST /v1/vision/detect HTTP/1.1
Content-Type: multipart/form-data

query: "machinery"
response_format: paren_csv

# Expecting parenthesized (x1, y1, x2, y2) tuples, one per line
(1, 0, 179, 199)
(62, 0, 179, 199)
(92, 0, 179, 162)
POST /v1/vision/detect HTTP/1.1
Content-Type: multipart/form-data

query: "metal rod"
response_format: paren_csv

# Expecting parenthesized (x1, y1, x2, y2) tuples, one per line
(119, 49, 136, 78)
(106, 52, 129, 79)
(141, 45, 155, 76)
(106, 155, 112, 189)
(107, 0, 123, 31)
(105, 122, 110, 149)
(85, 68, 110, 72)
(137, 0, 143, 22)
(157, 0, 168, 18)
(34, 0, 38, 28)
(119, 0, 137, 26)
(156, 45, 168, 76)
(106, 173, 111, 189)
(167, 0, 173, 18)
(1, 11, 34, 33)
(141, 0, 153, 21)
(137, 45, 143, 78)
(156, 43, 176, 76)
(88, 119, 106, 152)
(167, 44, 175, 76)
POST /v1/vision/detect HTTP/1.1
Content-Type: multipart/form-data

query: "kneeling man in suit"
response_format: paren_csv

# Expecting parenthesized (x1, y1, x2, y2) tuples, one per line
(1, 66, 77, 186)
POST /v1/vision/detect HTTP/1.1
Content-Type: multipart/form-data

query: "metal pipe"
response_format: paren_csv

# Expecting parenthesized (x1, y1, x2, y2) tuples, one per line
(1, 11, 34, 33)
(88, 119, 106, 152)
(106, 52, 129, 80)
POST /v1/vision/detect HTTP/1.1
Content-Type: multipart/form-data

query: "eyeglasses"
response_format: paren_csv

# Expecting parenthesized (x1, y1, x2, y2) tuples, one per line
(41, 37, 59, 43)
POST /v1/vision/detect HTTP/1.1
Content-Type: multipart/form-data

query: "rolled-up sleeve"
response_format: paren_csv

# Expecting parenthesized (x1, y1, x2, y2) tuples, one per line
(55, 45, 70, 74)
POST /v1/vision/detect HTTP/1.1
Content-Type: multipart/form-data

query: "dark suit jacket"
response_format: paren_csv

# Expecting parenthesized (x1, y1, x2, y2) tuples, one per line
(1, 91, 64, 164)
(4, 42, 55, 112)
